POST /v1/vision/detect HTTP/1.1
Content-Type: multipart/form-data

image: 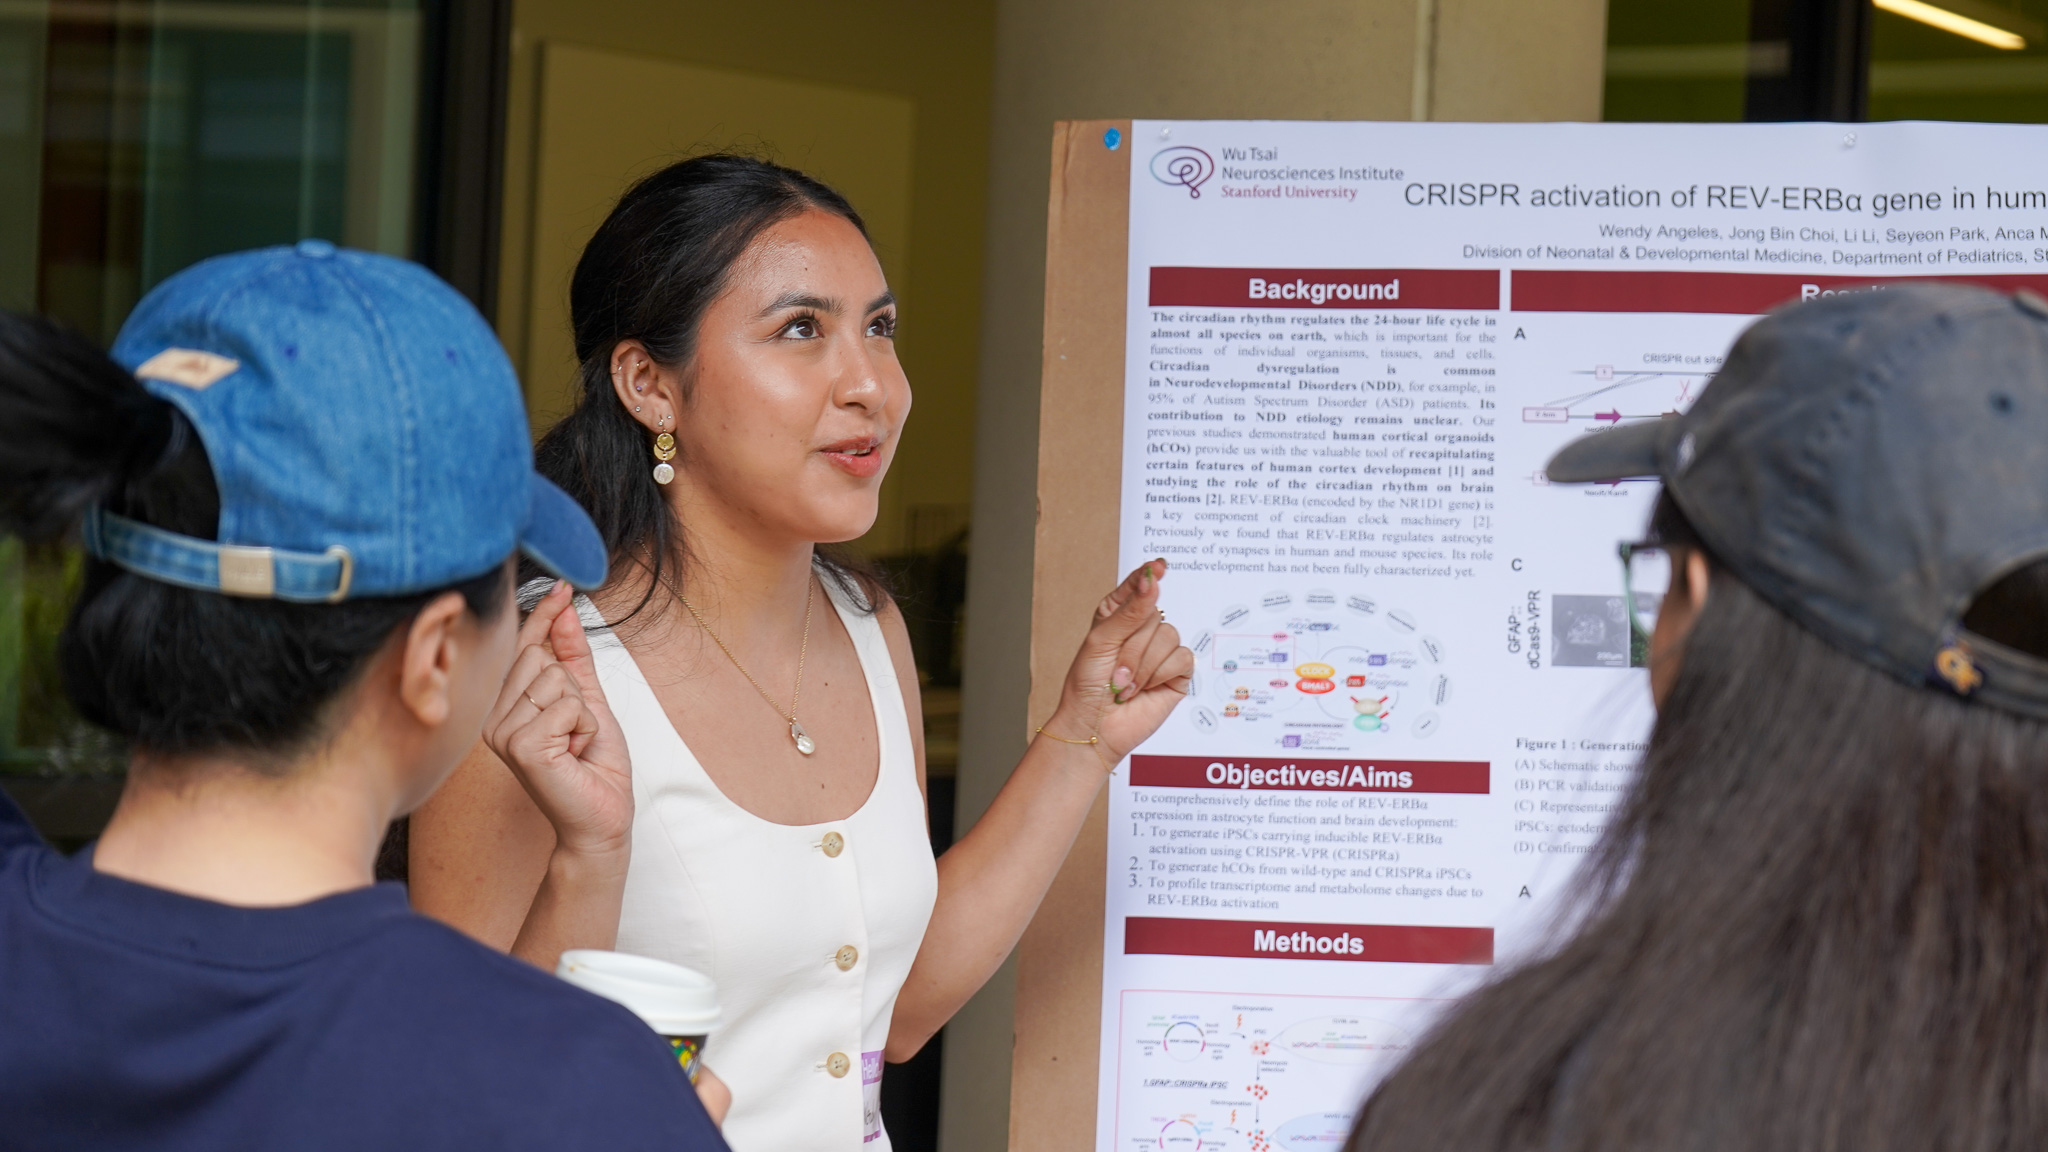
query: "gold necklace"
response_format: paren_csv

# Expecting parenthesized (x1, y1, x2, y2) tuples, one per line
(676, 578, 817, 755)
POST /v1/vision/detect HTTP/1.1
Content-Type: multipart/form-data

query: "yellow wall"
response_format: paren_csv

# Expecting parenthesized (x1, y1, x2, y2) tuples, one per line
(516, 45, 916, 426)
(498, 0, 997, 557)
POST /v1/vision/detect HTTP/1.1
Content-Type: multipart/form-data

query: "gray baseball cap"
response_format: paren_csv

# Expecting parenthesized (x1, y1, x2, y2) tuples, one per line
(1547, 282, 2048, 717)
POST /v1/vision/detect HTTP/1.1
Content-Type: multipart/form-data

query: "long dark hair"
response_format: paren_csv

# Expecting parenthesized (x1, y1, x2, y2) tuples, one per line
(1348, 492, 2048, 1152)
(0, 311, 506, 763)
(534, 153, 887, 623)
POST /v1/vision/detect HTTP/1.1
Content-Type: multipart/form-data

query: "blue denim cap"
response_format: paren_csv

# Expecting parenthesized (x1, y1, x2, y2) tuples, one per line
(87, 240, 605, 600)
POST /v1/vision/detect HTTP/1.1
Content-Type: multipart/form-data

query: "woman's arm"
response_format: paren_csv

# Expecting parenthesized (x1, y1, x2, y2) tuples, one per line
(409, 739, 555, 951)
(885, 560, 1190, 1060)
(411, 583, 636, 971)
(875, 597, 928, 807)
(416, 586, 730, 1125)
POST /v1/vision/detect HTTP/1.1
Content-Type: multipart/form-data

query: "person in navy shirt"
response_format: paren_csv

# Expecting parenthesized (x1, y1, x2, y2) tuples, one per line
(0, 243, 728, 1150)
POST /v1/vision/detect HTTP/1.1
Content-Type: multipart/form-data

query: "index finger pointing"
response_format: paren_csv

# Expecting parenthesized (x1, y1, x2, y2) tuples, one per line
(1096, 559, 1166, 622)
(1091, 560, 1169, 646)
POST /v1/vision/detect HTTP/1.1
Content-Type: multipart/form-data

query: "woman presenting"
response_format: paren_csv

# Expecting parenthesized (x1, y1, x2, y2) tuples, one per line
(410, 154, 1192, 1151)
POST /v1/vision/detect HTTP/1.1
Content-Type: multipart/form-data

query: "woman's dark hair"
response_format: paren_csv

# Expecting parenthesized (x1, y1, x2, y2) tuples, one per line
(1349, 491, 2048, 1152)
(0, 310, 508, 763)
(534, 152, 887, 622)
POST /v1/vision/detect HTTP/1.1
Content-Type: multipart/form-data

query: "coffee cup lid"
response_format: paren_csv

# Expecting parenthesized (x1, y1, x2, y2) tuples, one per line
(556, 949, 724, 1035)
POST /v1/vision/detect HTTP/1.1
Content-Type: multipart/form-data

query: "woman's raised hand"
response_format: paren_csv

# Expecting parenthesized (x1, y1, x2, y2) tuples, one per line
(1051, 559, 1195, 765)
(482, 581, 634, 860)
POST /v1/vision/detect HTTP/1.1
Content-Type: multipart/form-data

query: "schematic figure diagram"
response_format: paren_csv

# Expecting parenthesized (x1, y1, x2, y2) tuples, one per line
(1182, 587, 1449, 751)
(1520, 363, 1706, 427)
(1117, 993, 1421, 1152)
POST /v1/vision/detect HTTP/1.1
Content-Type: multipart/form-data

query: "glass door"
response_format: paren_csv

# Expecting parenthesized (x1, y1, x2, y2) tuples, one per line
(1605, 0, 2048, 123)
(26, 0, 422, 341)
(0, 0, 426, 803)
(1869, 0, 2048, 122)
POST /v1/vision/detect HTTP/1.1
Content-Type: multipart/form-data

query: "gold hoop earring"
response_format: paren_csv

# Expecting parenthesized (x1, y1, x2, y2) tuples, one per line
(652, 431, 677, 485)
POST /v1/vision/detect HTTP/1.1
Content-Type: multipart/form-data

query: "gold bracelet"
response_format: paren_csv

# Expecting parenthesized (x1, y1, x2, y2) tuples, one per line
(1036, 725, 1117, 773)
(1035, 725, 1099, 747)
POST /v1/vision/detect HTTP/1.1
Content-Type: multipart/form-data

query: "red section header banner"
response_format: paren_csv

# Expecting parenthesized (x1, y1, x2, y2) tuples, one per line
(1513, 269, 2048, 315)
(1129, 755, 1489, 795)
(1125, 916, 1493, 965)
(1150, 267, 1499, 310)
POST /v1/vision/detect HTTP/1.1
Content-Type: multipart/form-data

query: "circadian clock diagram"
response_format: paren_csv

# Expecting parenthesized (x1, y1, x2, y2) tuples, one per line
(1182, 587, 1451, 751)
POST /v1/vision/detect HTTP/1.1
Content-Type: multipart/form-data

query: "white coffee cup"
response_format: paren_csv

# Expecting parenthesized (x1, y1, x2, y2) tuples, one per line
(557, 949, 723, 1081)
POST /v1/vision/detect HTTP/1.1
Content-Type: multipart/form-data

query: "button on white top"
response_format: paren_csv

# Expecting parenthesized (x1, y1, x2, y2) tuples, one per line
(826, 1051, 851, 1077)
(822, 831, 844, 857)
(590, 581, 939, 1152)
(835, 945, 859, 971)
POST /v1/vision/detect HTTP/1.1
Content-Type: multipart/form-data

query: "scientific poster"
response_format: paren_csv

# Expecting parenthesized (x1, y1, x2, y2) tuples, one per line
(1103, 120, 2048, 1152)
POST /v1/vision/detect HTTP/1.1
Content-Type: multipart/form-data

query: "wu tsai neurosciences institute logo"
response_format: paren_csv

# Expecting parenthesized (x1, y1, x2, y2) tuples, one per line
(1150, 146, 1214, 199)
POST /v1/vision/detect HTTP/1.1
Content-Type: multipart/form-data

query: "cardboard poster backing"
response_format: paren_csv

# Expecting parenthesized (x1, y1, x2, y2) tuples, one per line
(1013, 119, 1132, 1152)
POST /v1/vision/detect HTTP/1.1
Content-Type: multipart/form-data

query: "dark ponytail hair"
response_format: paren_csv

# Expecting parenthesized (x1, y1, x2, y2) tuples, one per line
(0, 311, 507, 765)
(1347, 492, 2048, 1152)
(534, 153, 887, 624)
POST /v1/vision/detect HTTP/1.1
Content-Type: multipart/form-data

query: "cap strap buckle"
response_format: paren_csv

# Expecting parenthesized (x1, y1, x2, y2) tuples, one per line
(1935, 641, 1985, 696)
(81, 507, 354, 603)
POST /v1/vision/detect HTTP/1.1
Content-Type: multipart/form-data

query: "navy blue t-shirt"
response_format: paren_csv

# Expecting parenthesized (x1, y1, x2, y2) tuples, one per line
(0, 792, 728, 1151)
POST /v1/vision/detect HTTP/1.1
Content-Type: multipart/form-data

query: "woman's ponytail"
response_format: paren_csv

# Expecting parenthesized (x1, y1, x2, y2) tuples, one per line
(0, 310, 179, 542)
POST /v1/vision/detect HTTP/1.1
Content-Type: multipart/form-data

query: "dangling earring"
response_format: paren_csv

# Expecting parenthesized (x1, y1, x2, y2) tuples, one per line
(652, 431, 677, 485)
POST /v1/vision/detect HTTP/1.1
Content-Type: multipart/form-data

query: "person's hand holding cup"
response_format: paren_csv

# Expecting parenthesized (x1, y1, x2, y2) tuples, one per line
(557, 950, 727, 1123)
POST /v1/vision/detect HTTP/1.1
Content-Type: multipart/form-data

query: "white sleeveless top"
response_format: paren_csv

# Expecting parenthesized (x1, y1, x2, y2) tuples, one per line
(579, 579, 938, 1152)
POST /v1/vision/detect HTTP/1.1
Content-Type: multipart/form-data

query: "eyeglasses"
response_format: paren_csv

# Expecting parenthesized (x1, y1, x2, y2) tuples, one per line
(1617, 541, 1671, 659)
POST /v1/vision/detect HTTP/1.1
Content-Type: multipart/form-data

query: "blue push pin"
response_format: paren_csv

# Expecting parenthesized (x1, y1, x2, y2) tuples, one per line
(1104, 127, 1122, 151)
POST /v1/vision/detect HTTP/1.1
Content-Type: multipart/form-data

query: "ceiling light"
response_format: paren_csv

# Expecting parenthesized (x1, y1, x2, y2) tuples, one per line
(1873, 0, 2029, 49)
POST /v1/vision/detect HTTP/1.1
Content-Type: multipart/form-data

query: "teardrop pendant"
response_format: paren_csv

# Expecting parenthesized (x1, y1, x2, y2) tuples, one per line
(791, 720, 816, 756)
